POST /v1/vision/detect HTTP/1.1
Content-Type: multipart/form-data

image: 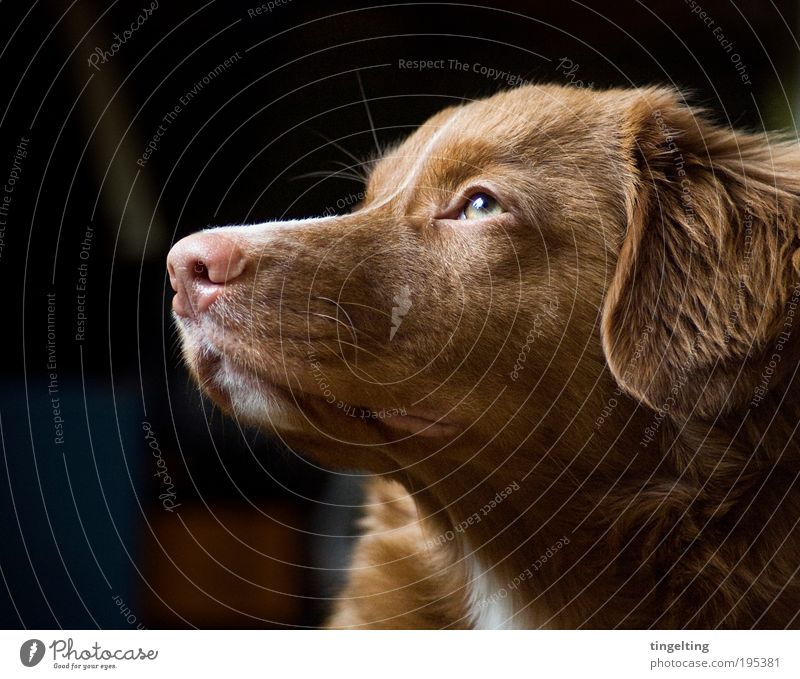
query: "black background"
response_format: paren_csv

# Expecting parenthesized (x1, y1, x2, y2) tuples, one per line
(0, 0, 796, 628)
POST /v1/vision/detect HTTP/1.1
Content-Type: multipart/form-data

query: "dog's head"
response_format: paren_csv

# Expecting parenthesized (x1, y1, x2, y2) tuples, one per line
(168, 85, 800, 475)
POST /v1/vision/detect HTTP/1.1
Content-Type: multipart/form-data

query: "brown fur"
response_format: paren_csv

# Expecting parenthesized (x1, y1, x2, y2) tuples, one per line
(170, 85, 800, 628)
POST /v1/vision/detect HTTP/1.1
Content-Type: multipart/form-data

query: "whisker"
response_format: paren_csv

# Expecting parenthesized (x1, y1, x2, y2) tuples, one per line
(320, 338, 385, 363)
(314, 294, 389, 346)
(309, 312, 360, 347)
(356, 70, 381, 155)
(314, 295, 358, 328)
(334, 299, 394, 320)
(313, 295, 361, 366)
(311, 129, 366, 168)
(291, 168, 366, 185)
(330, 160, 369, 182)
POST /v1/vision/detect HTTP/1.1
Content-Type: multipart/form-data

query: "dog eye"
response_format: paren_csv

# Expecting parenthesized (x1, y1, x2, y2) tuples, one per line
(458, 192, 504, 220)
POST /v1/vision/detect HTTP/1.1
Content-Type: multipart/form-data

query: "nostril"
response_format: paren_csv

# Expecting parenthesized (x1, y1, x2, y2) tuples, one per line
(193, 259, 210, 280)
(166, 233, 247, 317)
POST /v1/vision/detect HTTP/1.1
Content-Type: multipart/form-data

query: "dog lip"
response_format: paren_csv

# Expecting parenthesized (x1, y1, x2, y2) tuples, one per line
(181, 321, 459, 438)
(380, 410, 459, 438)
(193, 344, 296, 417)
(194, 337, 282, 392)
(195, 346, 458, 438)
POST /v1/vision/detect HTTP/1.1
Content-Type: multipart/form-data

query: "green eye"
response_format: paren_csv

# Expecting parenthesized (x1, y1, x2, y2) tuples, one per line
(458, 192, 504, 220)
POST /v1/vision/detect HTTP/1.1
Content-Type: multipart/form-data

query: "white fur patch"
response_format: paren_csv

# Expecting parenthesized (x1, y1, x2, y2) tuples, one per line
(213, 357, 301, 431)
(465, 552, 520, 630)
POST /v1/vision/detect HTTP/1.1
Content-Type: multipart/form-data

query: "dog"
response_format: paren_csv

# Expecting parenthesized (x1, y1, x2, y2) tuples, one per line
(168, 84, 800, 629)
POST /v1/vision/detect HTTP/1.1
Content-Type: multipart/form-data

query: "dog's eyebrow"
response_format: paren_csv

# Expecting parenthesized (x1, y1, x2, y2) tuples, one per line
(366, 106, 468, 210)
(420, 149, 499, 190)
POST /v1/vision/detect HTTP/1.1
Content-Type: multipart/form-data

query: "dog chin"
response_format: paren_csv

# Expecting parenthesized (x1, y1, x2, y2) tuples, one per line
(180, 321, 460, 440)
(211, 358, 305, 431)
(179, 330, 304, 432)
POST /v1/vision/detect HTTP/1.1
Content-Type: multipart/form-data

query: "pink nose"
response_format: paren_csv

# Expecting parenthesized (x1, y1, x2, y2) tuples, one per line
(167, 232, 246, 318)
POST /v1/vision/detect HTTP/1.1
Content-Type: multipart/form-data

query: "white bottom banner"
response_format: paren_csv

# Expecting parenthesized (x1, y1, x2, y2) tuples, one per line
(1, 630, 796, 678)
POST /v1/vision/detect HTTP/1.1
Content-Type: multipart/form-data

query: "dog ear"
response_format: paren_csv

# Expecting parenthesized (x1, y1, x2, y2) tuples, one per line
(601, 88, 800, 419)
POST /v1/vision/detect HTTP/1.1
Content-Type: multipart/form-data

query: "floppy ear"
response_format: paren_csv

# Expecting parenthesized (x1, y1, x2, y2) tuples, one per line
(601, 88, 800, 419)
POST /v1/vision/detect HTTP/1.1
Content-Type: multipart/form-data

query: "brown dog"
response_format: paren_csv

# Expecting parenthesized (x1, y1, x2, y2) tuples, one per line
(168, 85, 800, 629)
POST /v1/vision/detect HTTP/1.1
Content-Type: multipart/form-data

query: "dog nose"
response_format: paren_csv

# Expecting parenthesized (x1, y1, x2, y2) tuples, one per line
(167, 232, 246, 318)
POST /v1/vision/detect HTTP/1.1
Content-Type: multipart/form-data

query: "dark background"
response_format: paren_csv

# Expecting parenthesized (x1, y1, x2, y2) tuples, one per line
(0, 0, 797, 629)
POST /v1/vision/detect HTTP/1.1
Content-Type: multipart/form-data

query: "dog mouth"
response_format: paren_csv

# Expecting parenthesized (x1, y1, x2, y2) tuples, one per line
(179, 318, 459, 439)
(185, 331, 302, 430)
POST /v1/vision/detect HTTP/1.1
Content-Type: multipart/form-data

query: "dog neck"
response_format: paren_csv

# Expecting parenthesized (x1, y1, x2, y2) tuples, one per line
(383, 348, 800, 629)
(398, 397, 653, 629)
